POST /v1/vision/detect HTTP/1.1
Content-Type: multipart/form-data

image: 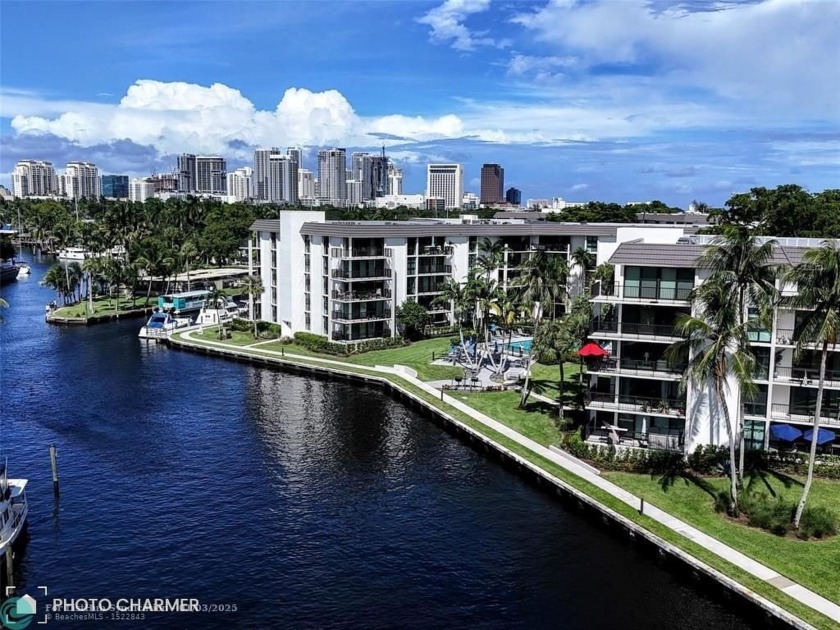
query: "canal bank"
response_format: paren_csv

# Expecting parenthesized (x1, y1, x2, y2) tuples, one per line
(165, 329, 839, 630)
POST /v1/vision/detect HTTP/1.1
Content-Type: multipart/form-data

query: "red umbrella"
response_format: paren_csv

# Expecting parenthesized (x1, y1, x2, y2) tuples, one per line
(578, 341, 608, 358)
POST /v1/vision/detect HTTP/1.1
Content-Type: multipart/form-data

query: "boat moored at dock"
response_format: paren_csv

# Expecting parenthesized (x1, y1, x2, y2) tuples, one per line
(156, 290, 211, 316)
(138, 309, 193, 339)
(0, 464, 28, 558)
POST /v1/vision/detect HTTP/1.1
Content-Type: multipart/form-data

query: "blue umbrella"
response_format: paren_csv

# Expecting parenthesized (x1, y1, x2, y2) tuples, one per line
(803, 428, 836, 445)
(770, 424, 803, 442)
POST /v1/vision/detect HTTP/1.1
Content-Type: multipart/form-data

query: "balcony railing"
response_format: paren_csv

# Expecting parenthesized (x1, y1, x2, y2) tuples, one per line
(332, 289, 391, 302)
(776, 328, 796, 345)
(769, 403, 840, 426)
(331, 327, 392, 342)
(418, 246, 453, 256)
(332, 268, 392, 280)
(586, 426, 684, 452)
(586, 357, 685, 376)
(592, 282, 693, 302)
(330, 247, 391, 259)
(332, 310, 392, 323)
(589, 319, 681, 339)
(773, 366, 840, 387)
(417, 264, 452, 275)
(586, 392, 686, 416)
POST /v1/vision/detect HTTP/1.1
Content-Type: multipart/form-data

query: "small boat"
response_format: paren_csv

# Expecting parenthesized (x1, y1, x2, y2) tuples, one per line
(16, 262, 31, 278)
(138, 309, 193, 339)
(0, 261, 18, 286)
(0, 463, 29, 558)
(196, 297, 241, 326)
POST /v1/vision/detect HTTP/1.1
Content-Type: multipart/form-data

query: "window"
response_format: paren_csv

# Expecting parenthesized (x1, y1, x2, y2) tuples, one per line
(304, 274, 310, 292)
(305, 313, 311, 330)
(407, 257, 416, 275)
(586, 235, 598, 254)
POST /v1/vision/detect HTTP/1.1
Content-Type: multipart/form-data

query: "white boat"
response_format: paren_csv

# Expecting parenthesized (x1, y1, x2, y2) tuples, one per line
(0, 463, 28, 557)
(157, 290, 211, 316)
(57, 247, 92, 261)
(138, 309, 193, 339)
(196, 297, 241, 326)
(16, 262, 31, 278)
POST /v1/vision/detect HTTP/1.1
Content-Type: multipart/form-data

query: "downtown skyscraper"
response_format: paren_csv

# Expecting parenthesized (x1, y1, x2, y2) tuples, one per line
(426, 163, 464, 209)
(480, 163, 504, 206)
(318, 148, 347, 205)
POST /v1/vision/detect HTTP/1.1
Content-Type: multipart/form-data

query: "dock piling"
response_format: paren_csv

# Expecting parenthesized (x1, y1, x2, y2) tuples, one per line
(5, 548, 13, 587)
(49, 443, 60, 497)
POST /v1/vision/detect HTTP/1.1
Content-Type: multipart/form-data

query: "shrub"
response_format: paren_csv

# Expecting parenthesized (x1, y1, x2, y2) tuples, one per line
(293, 332, 349, 356)
(228, 318, 252, 332)
(350, 336, 406, 354)
(798, 506, 838, 540)
(739, 492, 793, 536)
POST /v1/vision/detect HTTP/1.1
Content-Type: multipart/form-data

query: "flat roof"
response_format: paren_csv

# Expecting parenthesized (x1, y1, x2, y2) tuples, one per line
(251, 218, 703, 238)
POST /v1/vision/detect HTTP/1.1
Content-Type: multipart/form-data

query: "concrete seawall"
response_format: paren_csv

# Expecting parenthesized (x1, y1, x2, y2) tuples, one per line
(165, 335, 809, 630)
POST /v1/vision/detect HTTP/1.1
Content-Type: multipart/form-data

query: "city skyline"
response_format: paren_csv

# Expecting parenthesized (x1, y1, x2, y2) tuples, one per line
(1, 0, 838, 207)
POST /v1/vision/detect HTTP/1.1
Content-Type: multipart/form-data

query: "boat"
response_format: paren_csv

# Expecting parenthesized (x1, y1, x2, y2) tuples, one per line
(16, 262, 31, 278)
(138, 309, 193, 339)
(0, 261, 18, 286)
(195, 296, 241, 326)
(0, 463, 29, 558)
(57, 247, 92, 261)
(157, 290, 211, 316)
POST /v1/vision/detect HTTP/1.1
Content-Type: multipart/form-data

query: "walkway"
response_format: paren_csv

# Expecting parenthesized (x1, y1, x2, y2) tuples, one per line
(176, 329, 839, 626)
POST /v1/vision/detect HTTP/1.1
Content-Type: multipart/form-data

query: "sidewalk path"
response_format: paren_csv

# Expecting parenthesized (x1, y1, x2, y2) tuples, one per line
(176, 330, 839, 625)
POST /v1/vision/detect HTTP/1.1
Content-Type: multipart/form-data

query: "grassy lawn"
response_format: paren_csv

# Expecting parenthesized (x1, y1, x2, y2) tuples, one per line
(605, 470, 840, 606)
(192, 329, 265, 347)
(53, 295, 151, 318)
(344, 337, 462, 380)
(457, 390, 561, 446)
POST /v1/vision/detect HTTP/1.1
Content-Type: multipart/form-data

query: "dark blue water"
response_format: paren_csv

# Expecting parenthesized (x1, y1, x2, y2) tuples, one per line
(0, 256, 759, 629)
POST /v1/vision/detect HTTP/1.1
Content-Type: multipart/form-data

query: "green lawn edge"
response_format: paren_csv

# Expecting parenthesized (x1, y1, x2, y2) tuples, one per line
(172, 331, 836, 629)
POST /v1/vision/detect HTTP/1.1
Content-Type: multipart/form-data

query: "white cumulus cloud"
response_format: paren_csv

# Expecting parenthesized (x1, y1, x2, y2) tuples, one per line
(417, 0, 505, 51)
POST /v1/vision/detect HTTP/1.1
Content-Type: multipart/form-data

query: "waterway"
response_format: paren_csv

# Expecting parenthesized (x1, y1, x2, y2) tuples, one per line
(0, 256, 761, 629)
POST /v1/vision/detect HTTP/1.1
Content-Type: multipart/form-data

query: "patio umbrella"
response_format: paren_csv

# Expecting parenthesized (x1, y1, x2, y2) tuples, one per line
(578, 341, 608, 358)
(770, 423, 803, 442)
(803, 428, 836, 445)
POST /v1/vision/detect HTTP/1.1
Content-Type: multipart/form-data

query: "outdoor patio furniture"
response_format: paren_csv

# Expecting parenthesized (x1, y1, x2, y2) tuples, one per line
(470, 377, 480, 390)
(454, 377, 463, 389)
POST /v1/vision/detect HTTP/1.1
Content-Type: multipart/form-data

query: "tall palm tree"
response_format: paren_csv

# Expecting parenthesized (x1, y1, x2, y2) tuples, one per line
(240, 274, 264, 338)
(432, 278, 466, 330)
(41, 263, 70, 304)
(180, 240, 199, 292)
(668, 278, 759, 513)
(513, 250, 568, 408)
(571, 246, 595, 290)
(491, 287, 522, 373)
(206, 287, 229, 338)
(698, 225, 777, 483)
(782, 241, 840, 527)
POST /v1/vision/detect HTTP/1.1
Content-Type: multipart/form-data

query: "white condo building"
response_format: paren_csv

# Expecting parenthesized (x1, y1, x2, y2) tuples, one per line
(298, 169, 315, 200)
(427, 164, 464, 210)
(64, 161, 100, 200)
(12, 160, 58, 197)
(129, 178, 155, 202)
(226, 167, 253, 202)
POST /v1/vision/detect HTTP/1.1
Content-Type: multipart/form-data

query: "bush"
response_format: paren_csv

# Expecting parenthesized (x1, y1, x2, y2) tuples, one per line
(228, 317, 252, 332)
(798, 506, 838, 540)
(350, 336, 406, 354)
(739, 492, 793, 536)
(293, 332, 349, 356)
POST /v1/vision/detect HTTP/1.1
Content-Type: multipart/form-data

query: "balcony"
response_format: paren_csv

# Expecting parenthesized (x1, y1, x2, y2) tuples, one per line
(332, 326, 392, 342)
(330, 247, 392, 259)
(769, 403, 840, 426)
(417, 264, 452, 275)
(587, 357, 686, 378)
(586, 392, 686, 417)
(585, 425, 684, 452)
(773, 366, 840, 388)
(592, 282, 693, 303)
(332, 309, 392, 323)
(589, 319, 682, 341)
(418, 245, 453, 256)
(332, 268, 392, 280)
(427, 301, 451, 313)
(332, 289, 392, 302)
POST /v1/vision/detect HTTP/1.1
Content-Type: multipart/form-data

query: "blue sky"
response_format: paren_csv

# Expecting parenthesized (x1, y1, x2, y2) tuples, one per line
(1, 0, 838, 207)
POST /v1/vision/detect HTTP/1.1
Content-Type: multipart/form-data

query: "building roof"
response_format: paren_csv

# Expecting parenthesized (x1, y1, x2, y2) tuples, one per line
(608, 241, 814, 268)
(493, 211, 710, 226)
(251, 217, 708, 238)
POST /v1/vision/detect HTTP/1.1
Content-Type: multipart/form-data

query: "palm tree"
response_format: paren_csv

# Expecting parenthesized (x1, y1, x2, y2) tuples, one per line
(432, 278, 466, 330)
(782, 241, 840, 528)
(492, 287, 522, 372)
(180, 240, 199, 292)
(698, 225, 777, 483)
(571, 246, 595, 290)
(82, 257, 102, 315)
(240, 274, 264, 338)
(668, 278, 759, 513)
(41, 263, 70, 304)
(513, 249, 568, 408)
(206, 287, 229, 338)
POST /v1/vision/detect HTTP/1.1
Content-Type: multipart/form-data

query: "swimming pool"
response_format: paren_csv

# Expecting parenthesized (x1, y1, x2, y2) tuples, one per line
(505, 338, 533, 353)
